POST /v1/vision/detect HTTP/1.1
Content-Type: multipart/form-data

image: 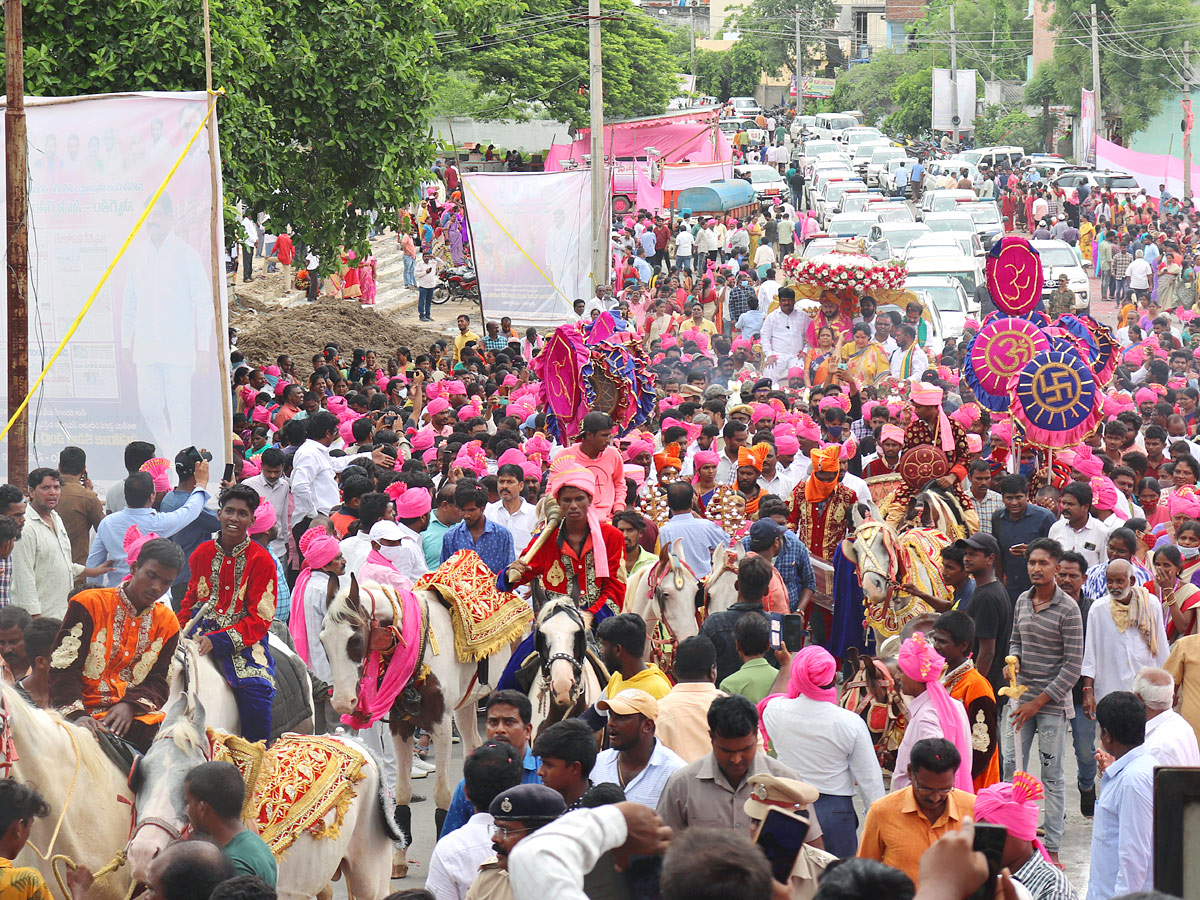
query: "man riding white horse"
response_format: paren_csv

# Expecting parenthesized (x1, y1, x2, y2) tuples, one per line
(49, 535, 184, 754)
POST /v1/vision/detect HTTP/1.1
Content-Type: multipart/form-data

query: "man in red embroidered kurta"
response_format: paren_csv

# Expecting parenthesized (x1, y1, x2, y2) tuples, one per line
(788, 446, 859, 560)
(501, 459, 626, 625)
(180, 486, 278, 742)
(885, 385, 976, 530)
(49, 538, 183, 752)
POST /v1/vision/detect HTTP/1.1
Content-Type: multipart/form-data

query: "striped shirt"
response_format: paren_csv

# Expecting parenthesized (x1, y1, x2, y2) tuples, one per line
(971, 490, 1004, 535)
(1013, 850, 1080, 900)
(1009, 586, 1084, 717)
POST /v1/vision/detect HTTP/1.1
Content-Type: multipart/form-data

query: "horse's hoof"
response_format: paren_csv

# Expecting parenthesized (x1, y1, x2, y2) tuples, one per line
(391, 860, 409, 880)
(317, 886, 333, 900)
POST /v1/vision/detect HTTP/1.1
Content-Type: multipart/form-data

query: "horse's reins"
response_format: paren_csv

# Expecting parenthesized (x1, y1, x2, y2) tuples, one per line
(538, 604, 587, 704)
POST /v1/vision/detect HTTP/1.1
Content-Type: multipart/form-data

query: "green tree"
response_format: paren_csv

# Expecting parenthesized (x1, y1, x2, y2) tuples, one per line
(1047, 0, 1200, 135)
(829, 49, 927, 127)
(885, 65, 935, 135)
(9, 0, 454, 261)
(454, 0, 677, 129)
(910, 0, 1032, 82)
(973, 105, 1043, 148)
(1024, 62, 1060, 153)
(694, 43, 766, 99)
(731, 0, 838, 80)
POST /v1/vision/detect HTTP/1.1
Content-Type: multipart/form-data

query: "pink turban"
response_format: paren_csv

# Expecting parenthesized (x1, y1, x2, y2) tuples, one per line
(139, 458, 171, 493)
(392, 484, 432, 518)
(426, 397, 451, 416)
(1135, 387, 1158, 406)
(787, 367, 804, 379)
(966, 434, 983, 454)
(910, 384, 943, 405)
(327, 395, 350, 419)
(522, 461, 542, 481)
(949, 403, 980, 429)
(795, 416, 821, 442)
(250, 404, 276, 430)
(443, 380, 467, 397)
(122, 525, 160, 575)
(498, 448, 529, 469)
(691, 449, 720, 483)
(975, 773, 1051, 861)
(756, 646, 838, 745)
(1089, 476, 1123, 516)
(992, 420, 1013, 446)
(775, 434, 800, 455)
(1169, 488, 1200, 519)
(455, 442, 488, 477)
(524, 434, 552, 464)
(249, 498, 276, 535)
(263, 365, 281, 377)
(289, 527, 342, 662)
(751, 404, 776, 424)
(241, 457, 261, 478)
(410, 427, 436, 452)
(880, 424, 905, 445)
(624, 463, 646, 490)
(502, 373, 518, 387)
(839, 437, 858, 461)
(422, 447, 439, 466)
(731, 336, 753, 353)
(624, 437, 656, 461)
(1072, 446, 1104, 478)
(898, 632, 973, 793)
(274, 380, 289, 397)
(861, 401, 879, 420)
(548, 458, 609, 578)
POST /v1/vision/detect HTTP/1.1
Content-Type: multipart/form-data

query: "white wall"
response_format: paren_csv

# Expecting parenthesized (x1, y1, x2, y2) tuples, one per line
(433, 118, 573, 153)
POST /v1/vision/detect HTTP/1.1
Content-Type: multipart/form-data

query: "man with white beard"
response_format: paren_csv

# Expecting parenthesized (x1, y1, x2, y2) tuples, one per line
(1081, 559, 1169, 712)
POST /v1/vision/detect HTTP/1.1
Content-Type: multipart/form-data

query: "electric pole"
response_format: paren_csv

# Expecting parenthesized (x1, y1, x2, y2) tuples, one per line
(1090, 3, 1102, 154)
(1185, 41, 1193, 203)
(949, 7, 958, 144)
(588, 0, 608, 291)
(6, 0, 27, 485)
(794, 9, 803, 116)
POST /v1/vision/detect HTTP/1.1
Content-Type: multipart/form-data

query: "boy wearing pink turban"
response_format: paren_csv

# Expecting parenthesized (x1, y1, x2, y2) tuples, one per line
(288, 525, 346, 702)
(974, 772, 1077, 898)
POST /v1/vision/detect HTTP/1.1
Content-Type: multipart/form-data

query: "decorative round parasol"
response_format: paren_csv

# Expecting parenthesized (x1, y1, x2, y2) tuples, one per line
(1011, 349, 1103, 447)
(986, 237, 1044, 317)
(964, 317, 1049, 412)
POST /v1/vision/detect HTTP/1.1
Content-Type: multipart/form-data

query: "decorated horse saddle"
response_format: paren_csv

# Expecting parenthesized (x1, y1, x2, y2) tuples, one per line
(899, 443, 949, 490)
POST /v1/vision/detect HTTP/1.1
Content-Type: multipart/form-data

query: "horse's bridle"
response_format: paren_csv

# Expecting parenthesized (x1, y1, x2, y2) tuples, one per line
(854, 522, 900, 590)
(538, 603, 587, 694)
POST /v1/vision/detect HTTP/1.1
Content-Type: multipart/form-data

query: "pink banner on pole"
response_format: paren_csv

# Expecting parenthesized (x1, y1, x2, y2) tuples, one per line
(1096, 137, 1200, 197)
(659, 161, 733, 191)
(1080, 90, 1096, 167)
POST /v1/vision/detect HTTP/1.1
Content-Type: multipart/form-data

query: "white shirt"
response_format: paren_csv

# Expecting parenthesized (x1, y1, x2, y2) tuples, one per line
(509, 806, 628, 900)
(762, 695, 885, 804)
(1144, 708, 1200, 767)
(753, 244, 776, 266)
(889, 342, 929, 381)
(1086, 744, 1157, 900)
(416, 257, 441, 289)
(10, 509, 85, 618)
(1048, 516, 1110, 570)
(242, 473, 291, 559)
(841, 472, 872, 505)
(592, 739, 687, 809)
(756, 279, 780, 309)
(892, 689, 971, 791)
(290, 439, 372, 525)
(674, 230, 694, 256)
(425, 811, 495, 900)
(391, 521, 429, 584)
(761, 308, 809, 384)
(1127, 258, 1152, 290)
(303, 570, 334, 682)
(485, 499, 538, 555)
(760, 467, 797, 500)
(1081, 595, 1169, 701)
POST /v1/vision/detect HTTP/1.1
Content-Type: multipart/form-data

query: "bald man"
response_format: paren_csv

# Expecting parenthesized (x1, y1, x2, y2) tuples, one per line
(1081, 560, 1169, 717)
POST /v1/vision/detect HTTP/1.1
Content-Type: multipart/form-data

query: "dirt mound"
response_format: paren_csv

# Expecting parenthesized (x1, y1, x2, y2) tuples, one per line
(231, 298, 443, 366)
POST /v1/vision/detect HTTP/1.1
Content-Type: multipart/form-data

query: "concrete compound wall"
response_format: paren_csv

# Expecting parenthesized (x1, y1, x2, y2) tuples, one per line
(433, 117, 573, 153)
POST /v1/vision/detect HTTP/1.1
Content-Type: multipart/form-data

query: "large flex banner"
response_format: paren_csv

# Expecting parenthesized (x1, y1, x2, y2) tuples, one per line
(0, 90, 229, 481)
(461, 170, 596, 324)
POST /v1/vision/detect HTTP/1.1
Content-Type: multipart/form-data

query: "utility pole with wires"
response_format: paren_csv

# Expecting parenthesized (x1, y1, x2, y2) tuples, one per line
(1185, 40, 1194, 202)
(588, 0, 608, 291)
(794, 9, 803, 116)
(1090, 3, 1102, 148)
(6, 0, 27, 485)
(949, 7, 959, 143)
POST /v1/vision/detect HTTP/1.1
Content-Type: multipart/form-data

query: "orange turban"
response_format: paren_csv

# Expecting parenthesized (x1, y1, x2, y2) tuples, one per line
(654, 442, 683, 473)
(805, 445, 843, 503)
(737, 442, 771, 472)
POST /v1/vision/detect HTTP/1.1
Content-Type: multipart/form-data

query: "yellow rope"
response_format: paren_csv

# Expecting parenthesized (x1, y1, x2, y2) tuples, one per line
(50, 850, 134, 900)
(0, 89, 225, 441)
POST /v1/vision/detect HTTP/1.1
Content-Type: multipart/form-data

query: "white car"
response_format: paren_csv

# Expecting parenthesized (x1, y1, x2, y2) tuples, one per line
(733, 164, 787, 201)
(866, 222, 932, 261)
(836, 192, 889, 215)
(923, 211, 977, 236)
(816, 180, 869, 225)
(851, 140, 892, 177)
(1053, 169, 1140, 199)
(905, 275, 974, 341)
(904, 255, 985, 299)
(955, 200, 1004, 249)
(904, 232, 982, 260)
(789, 115, 817, 140)
(1032, 239, 1091, 314)
(866, 148, 906, 187)
(840, 126, 885, 149)
(920, 189, 977, 219)
(872, 202, 915, 224)
(826, 212, 881, 239)
(801, 237, 841, 257)
(800, 139, 844, 165)
(880, 158, 919, 195)
(728, 96, 761, 118)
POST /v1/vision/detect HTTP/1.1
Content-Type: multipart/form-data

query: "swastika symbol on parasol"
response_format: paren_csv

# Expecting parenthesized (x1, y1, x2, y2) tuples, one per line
(1031, 367, 1081, 412)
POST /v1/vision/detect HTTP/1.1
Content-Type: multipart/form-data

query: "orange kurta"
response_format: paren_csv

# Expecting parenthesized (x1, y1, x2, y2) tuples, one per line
(943, 661, 1000, 791)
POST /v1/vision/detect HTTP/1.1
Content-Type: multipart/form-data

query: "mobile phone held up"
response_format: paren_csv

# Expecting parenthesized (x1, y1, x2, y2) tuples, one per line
(770, 617, 782, 650)
(966, 823, 1008, 900)
(755, 808, 809, 885)
(781, 613, 806, 652)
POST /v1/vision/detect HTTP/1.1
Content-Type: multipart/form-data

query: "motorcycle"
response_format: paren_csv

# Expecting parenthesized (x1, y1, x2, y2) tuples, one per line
(432, 265, 480, 304)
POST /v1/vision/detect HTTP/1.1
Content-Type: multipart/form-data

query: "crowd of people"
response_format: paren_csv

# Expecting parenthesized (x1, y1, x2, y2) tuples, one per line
(6, 165, 1200, 900)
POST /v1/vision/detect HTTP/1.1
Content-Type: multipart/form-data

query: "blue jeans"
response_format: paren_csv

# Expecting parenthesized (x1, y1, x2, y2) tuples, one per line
(676, 254, 692, 272)
(1070, 701, 1097, 792)
(403, 254, 416, 287)
(812, 794, 858, 859)
(1003, 703, 1067, 851)
(418, 286, 434, 318)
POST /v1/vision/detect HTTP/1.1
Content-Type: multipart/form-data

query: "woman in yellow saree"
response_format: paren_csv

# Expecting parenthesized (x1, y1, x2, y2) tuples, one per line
(840, 321, 890, 385)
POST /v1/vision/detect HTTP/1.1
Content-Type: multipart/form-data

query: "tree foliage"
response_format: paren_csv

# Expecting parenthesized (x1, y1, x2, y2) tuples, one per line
(885, 66, 935, 136)
(973, 105, 1044, 148)
(910, 0, 1032, 82)
(731, 0, 838, 80)
(1046, 0, 1200, 135)
(829, 49, 929, 129)
(8, 0, 454, 261)
(453, 0, 677, 129)
(694, 43, 766, 100)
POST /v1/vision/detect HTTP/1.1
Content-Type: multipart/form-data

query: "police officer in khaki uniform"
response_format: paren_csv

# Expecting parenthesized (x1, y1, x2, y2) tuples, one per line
(465, 784, 567, 900)
(744, 774, 838, 900)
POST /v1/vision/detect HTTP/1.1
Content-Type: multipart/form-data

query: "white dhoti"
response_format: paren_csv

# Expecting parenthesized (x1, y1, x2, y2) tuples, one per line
(760, 308, 809, 387)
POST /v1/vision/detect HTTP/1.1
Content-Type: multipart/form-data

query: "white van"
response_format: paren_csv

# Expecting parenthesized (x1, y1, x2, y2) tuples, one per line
(813, 113, 860, 141)
(960, 146, 1025, 170)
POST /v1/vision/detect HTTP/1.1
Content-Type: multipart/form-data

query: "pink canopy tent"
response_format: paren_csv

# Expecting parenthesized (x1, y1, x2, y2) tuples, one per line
(544, 106, 733, 171)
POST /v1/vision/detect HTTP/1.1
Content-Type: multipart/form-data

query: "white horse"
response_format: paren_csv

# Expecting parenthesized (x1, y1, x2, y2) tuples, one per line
(527, 598, 608, 739)
(626, 539, 704, 675)
(162, 630, 314, 739)
(702, 542, 745, 617)
(319, 577, 517, 848)
(127, 656, 398, 900)
(2, 684, 134, 900)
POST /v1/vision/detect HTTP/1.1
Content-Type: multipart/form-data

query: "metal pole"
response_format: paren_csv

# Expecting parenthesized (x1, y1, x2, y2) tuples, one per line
(795, 9, 803, 117)
(1185, 42, 1193, 203)
(949, 6, 958, 144)
(588, 0, 608, 290)
(1091, 4, 1102, 148)
(6, 0, 27, 486)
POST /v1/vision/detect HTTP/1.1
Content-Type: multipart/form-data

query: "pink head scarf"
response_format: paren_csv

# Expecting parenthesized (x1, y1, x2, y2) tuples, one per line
(391, 484, 432, 518)
(1089, 476, 1126, 519)
(623, 437, 656, 462)
(122, 525, 160, 579)
(966, 434, 983, 454)
(1169, 488, 1200, 519)
(410, 427, 436, 452)
(249, 498, 276, 535)
(880, 424, 905, 445)
(756, 646, 838, 745)
(975, 772, 1051, 861)
(898, 632, 974, 793)
(910, 385, 955, 454)
(288, 527, 342, 664)
(775, 434, 800, 455)
(426, 397, 451, 416)
(1072, 446, 1104, 478)
(691, 449, 720, 483)
(548, 458, 609, 578)
(1135, 387, 1158, 406)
